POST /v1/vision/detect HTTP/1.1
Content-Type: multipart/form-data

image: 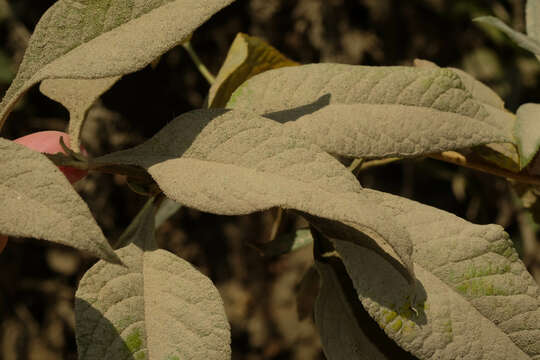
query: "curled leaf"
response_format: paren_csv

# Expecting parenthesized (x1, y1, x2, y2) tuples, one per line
(209, 32, 298, 108)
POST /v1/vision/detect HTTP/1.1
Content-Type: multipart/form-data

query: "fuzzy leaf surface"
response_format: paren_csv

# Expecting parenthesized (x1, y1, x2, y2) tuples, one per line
(76, 199, 231, 359)
(0, 138, 119, 263)
(95, 109, 415, 283)
(515, 103, 540, 169)
(208, 32, 298, 108)
(0, 0, 236, 130)
(228, 64, 514, 160)
(414, 59, 505, 109)
(40, 76, 120, 151)
(334, 188, 540, 359)
(528, 0, 540, 43)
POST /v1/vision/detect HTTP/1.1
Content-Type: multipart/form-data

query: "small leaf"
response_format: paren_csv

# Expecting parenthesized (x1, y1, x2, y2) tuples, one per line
(335, 188, 540, 359)
(515, 103, 540, 169)
(0, 138, 119, 263)
(256, 228, 313, 257)
(40, 76, 120, 151)
(94, 109, 415, 283)
(0, 0, 236, 130)
(474, 16, 540, 55)
(76, 198, 231, 359)
(208, 33, 298, 108)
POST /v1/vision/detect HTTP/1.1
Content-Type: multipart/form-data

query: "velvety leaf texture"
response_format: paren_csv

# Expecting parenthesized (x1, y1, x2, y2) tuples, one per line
(335, 188, 540, 359)
(0, 0, 236, 130)
(527, 0, 540, 45)
(40, 76, 120, 151)
(95, 109, 416, 283)
(515, 103, 540, 169)
(76, 199, 231, 359)
(228, 64, 514, 160)
(0, 138, 119, 263)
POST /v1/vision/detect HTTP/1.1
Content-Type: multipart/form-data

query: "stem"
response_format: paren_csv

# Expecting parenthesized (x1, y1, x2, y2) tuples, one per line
(269, 208, 283, 241)
(430, 151, 540, 187)
(182, 41, 215, 85)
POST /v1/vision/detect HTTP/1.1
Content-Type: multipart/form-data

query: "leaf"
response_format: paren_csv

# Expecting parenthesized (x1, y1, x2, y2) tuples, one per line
(414, 59, 505, 109)
(40, 76, 120, 151)
(0, 0, 236, 130)
(474, 16, 540, 55)
(0, 138, 119, 263)
(314, 259, 392, 360)
(335, 188, 540, 359)
(255, 228, 313, 257)
(227, 64, 514, 161)
(515, 103, 540, 169)
(283, 103, 512, 160)
(75, 197, 231, 359)
(527, 0, 540, 42)
(94, 108, 416, 283)
(446, 67, 505, 109)
(208, 33, 298, 108)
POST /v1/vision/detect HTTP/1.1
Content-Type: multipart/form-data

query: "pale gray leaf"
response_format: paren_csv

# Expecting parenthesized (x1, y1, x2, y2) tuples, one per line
(0, 0, 236, 130)
(0, 138, 119, 263)
(515, 103, 540, 169)
(76, 198, 231, 359)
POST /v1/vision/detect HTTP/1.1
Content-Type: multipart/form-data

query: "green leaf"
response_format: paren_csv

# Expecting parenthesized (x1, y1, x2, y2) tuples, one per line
(335, 188, 540, 359)
(94, 109, 416, 284)
(228, 64, 514, 160)
(0, 138, 119, 264)
(474, 16, 540, 55)
(208, 32, 298, 108)
(0, 0, 236, 131)
(515, 103, 540, 169)
(40, 77, 120, 151)
(75, 197, 231, 359)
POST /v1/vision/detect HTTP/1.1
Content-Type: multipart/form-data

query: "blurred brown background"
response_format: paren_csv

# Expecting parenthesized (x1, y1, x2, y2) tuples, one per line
(1, 0, 540, 359)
